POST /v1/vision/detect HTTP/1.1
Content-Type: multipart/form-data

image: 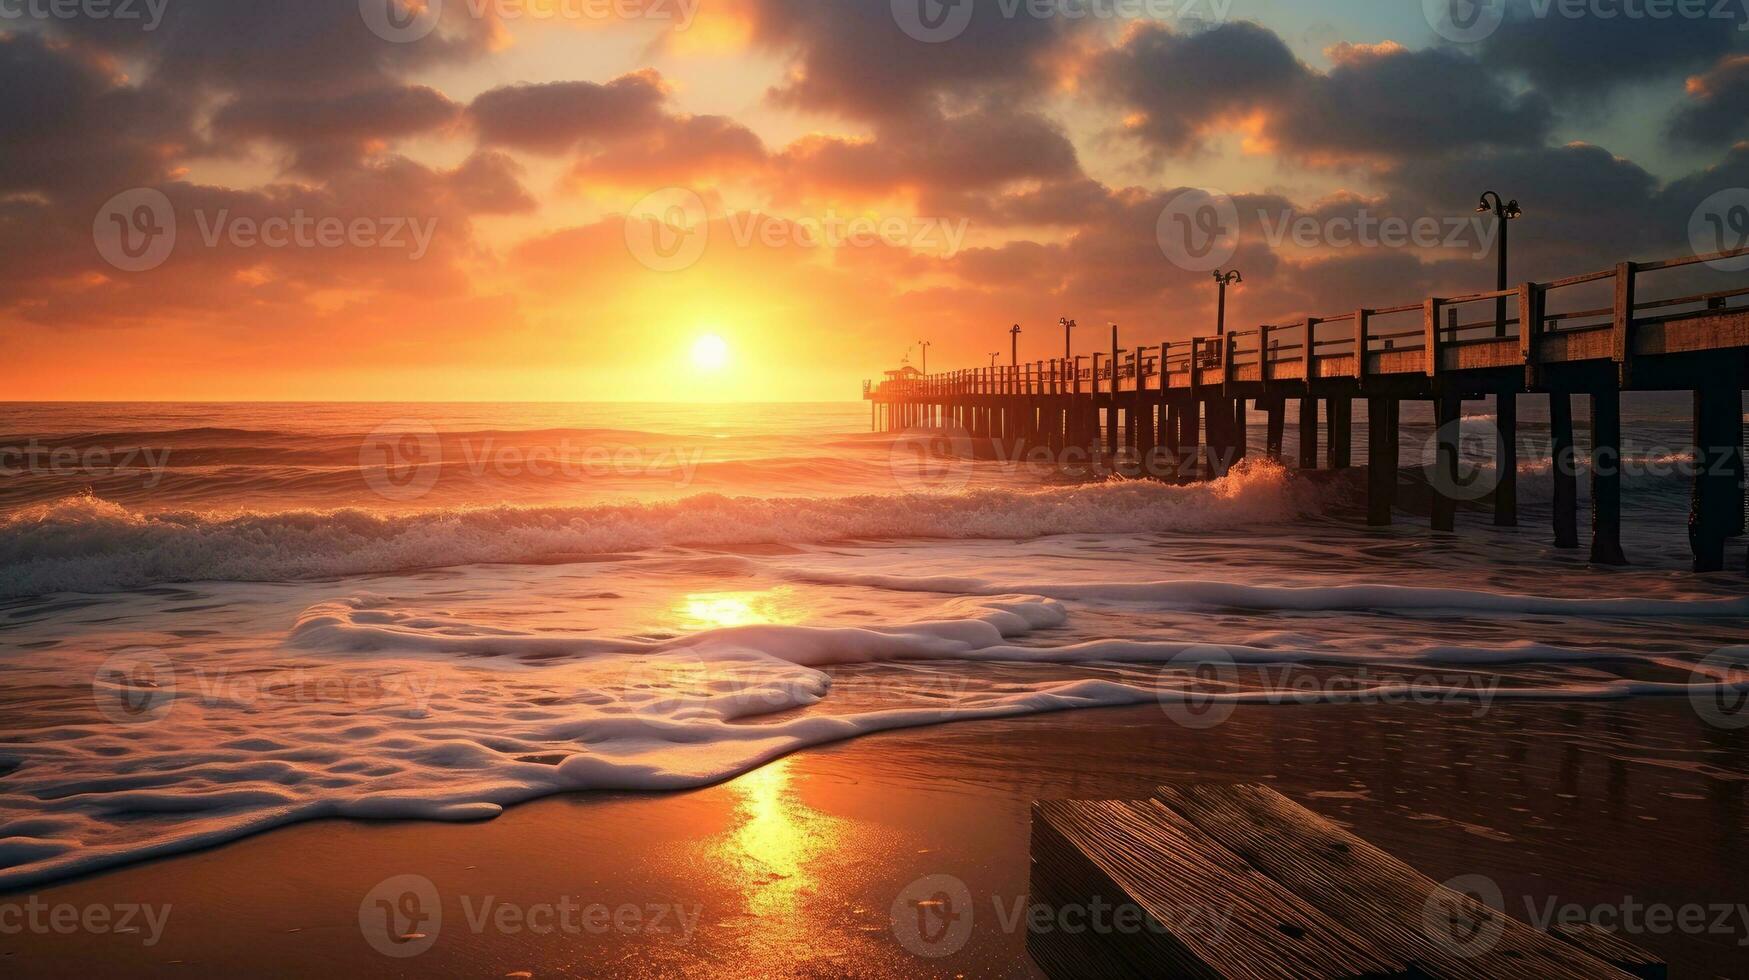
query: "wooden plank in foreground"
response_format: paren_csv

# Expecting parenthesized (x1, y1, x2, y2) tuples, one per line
(1030, 799, 1411, 979)
(1549, 924, 1668, 980)
(1153, 783, 1639, 980)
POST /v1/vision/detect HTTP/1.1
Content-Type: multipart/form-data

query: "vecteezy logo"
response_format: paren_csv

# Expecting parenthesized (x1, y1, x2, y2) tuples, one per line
(1424, 0, 1506, 44)
(890, 874, 974, 958)
(359, 420, 443, 502)
(93, 188, 176, 273)
(1157, 188, 1239, 273)
(892, 0, 974, 43)
(1422, 416, 1504, 503)
(1422, 874, 1506, 959)
(92, 648, 177, 725)
(1691, 649, 1749, 729)
(887, 425, 975, 495)
(359, 0, 443, 43)
(359, 874, 442, 958)
(1159, 646, 1239, 729)
(1689, 188, 1749, 273)
(624, 187, 710, 272)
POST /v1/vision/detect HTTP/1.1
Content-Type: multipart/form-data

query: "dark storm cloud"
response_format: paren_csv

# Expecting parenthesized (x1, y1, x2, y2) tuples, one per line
(1085, 20, 1308, 154)
(1477, 0, 1746, 101)
(775, 102, 1081, 199)
(722, 0, 1078, 121)
(1273, 42, 1551, 160)
(469, 71, 769, 184)
(49, 0, 497, 95)
(212, 85, 464, 174)
(0, 32, 191, 196)
(1670, 54, 1749, 145)
(1089, 23, 1549, 161)
(469, 72, 674, 154)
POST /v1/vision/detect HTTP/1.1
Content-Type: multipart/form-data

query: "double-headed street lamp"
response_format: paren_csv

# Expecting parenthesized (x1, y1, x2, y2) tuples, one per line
(1058, 317, 1076, 360)
(1212, 269, 1242, 336)
(916, 339, 932, 374)
(1477, 191, 1523, 337)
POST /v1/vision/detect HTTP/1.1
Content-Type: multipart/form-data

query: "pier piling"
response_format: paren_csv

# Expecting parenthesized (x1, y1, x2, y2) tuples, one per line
(864, 245, 1749, 574)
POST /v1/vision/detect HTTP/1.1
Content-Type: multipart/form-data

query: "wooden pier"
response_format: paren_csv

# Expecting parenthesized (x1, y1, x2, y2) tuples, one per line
(865, 248, 1749, 572)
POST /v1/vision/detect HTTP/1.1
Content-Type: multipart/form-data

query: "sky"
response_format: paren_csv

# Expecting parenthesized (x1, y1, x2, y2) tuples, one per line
(4, 0, 1749, 401)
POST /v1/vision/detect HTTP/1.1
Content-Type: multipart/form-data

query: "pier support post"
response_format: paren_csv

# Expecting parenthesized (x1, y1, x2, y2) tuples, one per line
(1367, 396, 1398, 526)
(1298, 396, 1319, 470)
(1326, 394, 1352, 469)
(1590, 388, 1628, 566)
(1550, 392, 1580, 549)
(1432, 392, 1460, 533)
(1178, 400, 1201, 481)
(1233, 399, 1249, 463)
(1691, 372, 1741, 572)
(1264, 397, 1285, 460)
(1204, 397, 1233, 478)
(1495, 390, 1519, 528)
(1727, 380, 1746, 541)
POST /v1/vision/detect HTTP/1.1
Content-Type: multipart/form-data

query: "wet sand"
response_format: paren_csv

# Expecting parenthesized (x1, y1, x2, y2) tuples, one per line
(3, 698, 1747, 978)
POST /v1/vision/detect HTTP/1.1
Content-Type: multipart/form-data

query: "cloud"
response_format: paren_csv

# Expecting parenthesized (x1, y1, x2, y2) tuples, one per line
(0, 32, 191, 197)
(1670, 54, 1749, 146)
(212, 84, 464, 174)
(715, 0, 1079, 121)
(1477, 0, 1745, 102)
(470, 71, 674, 154)
(1089, 22, 1550, 163)
(773, 102, 1081, 202)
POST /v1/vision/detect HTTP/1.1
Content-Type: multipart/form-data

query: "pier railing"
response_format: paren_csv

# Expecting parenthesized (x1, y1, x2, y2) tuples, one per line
(863, 246, 1749, 574)
(866, 246, 1749, 400)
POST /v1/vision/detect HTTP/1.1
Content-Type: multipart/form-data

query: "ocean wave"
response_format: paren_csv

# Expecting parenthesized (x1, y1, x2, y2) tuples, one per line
(0, 461, 1311, 597)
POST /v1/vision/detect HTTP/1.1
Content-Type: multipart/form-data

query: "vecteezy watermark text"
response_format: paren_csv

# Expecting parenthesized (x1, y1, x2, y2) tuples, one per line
(889, 873, 1232, 958)
(1427, 0, 1749, 45)
(1425, 874, 1749, 957)
(0, 897, 172, 947)
(93, 188, 439, 273)
(622, 187, 972, 273)
(358, 422, 710, 502)
(0, 0, 168, 30)
(359, 875, 700, 958)
(93, 648, 442, 727)
(359, 0, 700, 43)
(892, 0, 1232, 43)
(1157, 187, 1500, 272)
(0, 440, 172, 488)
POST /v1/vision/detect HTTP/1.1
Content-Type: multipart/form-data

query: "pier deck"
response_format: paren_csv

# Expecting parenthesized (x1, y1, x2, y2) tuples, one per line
(865, 249, 1749, 571)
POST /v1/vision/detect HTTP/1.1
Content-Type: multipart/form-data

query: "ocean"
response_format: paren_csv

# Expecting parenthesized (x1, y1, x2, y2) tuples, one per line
(1, 399, 1746, 891)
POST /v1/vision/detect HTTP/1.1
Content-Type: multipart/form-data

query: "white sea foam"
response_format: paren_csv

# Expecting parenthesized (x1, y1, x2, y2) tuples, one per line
(4, 590, 1744, 890)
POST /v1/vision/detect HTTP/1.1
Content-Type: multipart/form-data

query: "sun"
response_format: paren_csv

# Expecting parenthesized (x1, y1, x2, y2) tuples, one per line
(691, 334, 731, 373)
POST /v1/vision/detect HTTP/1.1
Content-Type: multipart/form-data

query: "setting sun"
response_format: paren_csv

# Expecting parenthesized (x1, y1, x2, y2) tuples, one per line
(692, 334, 731, 373)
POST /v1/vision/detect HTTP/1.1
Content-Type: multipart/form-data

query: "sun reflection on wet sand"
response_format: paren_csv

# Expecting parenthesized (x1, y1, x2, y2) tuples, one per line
(673, 588, 805, 631)
(706, 758, 854, 967)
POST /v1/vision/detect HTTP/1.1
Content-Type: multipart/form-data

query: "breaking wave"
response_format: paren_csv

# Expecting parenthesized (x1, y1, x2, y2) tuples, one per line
(0, 461, 1314, 597)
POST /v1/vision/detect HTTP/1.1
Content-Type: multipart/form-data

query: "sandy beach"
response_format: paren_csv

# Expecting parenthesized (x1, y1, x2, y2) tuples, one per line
(5, 697, 1745, 978)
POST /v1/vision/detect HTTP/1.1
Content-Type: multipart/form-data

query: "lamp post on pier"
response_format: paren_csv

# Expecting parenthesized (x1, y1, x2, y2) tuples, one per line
(1213, 269, 1242, 336)
(989, 352, 1000, 368)
(1010, 324, 1022, 367)
(916, 339, 931, 375)
(1059, 317, 1076, 360)
(1476, 191, 1523, 338)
